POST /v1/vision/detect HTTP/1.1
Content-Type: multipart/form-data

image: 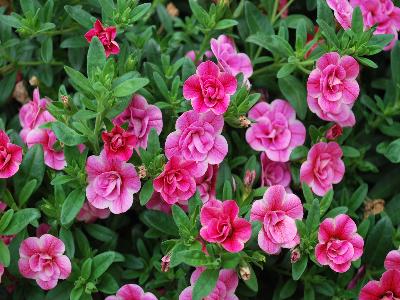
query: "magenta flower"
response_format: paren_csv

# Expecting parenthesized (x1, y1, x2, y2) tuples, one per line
(86, 152, 141, 214)
(165, 110, 228, 166)
(326, 124, 343, 140)
(26, 129, 66, 171)
(105, 284, 157, 300)
(179, 267, 239, 300)
(360, 270, 400, 300)
(250, 185, 303, 254)
(385, 250, 400, 271)
(153, 156, 207, 205)
(245, 99, 306, 162)
(0, 130, 22, 178)
(183, 61, 237, 115)
(315, 214, 364, 273)
(102, 125, 137, 161)
(18, 234, 71, 290)
(200, 199, 251, 253)
(76, 202, 110, 223)
(85, 20, 119, 57)
(300, 142, 345, 196)
(307, 52, 360, 127)
(195, 164, 218, 202)
(113, 94, 163, 150)
(260, 152, 291, 188)
(327, 0, 353, 29)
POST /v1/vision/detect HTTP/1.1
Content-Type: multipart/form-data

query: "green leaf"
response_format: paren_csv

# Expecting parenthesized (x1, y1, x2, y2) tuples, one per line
(85, 223, 116, 242)
(244, 1, 273, 35)
(64, 5, 94, 29)
(0, 210, 14, 233)
(222, 180, 233, 200)
(302, 182, 314, 204)
(324, 206, 348, 219)
(87, 37, 106, 79)
(1, 208, 41, 235)
(277, 64, 296, 78)
(172, 205, 190, 229)
(114, 78, 149, 97)
(131, 3, 151, 22)
(0, 14, 22, 28)
(41, 37, 53, 63)
(147, 128, 160, 155)
(306, 198, 320, 233)
(290, 146, 309, 161)
(221, 253, 241, 269)
(381, 138, 400, 163)
(60, 189, 86, 226)
(97, 273, 119, 294)
(387, 194, 400, 226)
(278, 75, 307, 119)
(342, 145, 361, 158)
(0, 240, 10, 267)
(280, 280, 297, 299)
(18, 179, 37, 207)
(317, 19, 339, 48)
(391, 42, 400, 98)
(351, 7, 363, 34)
(60, 36, 88, 48)
(189, 0, 210, 27)
(295, 19, 307, 51)
(59, 227, 75, 258)
(292, 255, 308, 280)
(92, 251, 115, 279)
(20, 0, 35, 14)
(317, 0, 334, 27)
(215, 19, 238, 30)
(153, 72, 170, 101)
(348, 183, 368, 211)
(192, 269, 219, 300)
(51, 121, 87, 146)
(140, 210, 179, 236)
(244, 264, 258, 292)
(139, 181, 154, 206)
(81, 258, 92, 280)
(356, 57, 378, 68)
(64, 66, 93, 96)
(320, 189, 333, 216)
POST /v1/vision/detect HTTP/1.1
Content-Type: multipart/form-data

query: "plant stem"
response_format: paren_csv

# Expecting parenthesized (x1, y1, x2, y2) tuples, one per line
(272, 0, 295, 23)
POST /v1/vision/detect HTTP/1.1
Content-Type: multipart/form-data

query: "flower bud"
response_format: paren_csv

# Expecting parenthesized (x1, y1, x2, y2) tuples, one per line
(161, 255, 171, 272)
(239, 263, 251, 281)
(290, 248, 301, 263)
(29, 76, 39, 86)
(12, 81, 29, 104)
(326, 124, 343, 140)
(244, 170, 256, 187)
(166, 2, 179, 17)
(239, 115, 251, 128)
(138, 165, 148, 179)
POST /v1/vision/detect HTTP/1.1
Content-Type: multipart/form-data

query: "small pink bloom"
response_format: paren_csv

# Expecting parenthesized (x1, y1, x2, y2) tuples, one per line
(244, 170, 256, 187)
(195, 164, 218, 202)
(200, 199, 251, 253)
(76, 202, 110, 223)
(210, 35, 253, 81)
(19, 88, 55, 142)
(18, 234, 71, 290)
(105, 284, 157, 300)
(384, 250, 400, 271)
(102, 125, 137, 161)
(185, 50, 213, 65)
(165, 110, 228, 165)
(246, 99, 306, 162)
(0, 201, 7, 212)
(145, 192, 188, 214)
(86, 152, 141, 214)
(183, 61, 237, 115)
(300, 142, 345, 196)
(307, 52, 360, 127)
(290, 248, 301, 263)
(0, 234, 15, 245)
(36, 224, 51, 237)
(260, 152, 291, 188)
(113, 94, 163, 150)
(326, 124, 343, 140)
(359, 270, 400, 300)
(279, 0, 289, 18)
(0, 264, 3, 283)
(85, 20, 120, 57)
(26, 128, 66, 170)
(153, 156, 207, 205)
(250, 185, 303, 254)
(327, 0, 353, 29)
(161, 255, 171, 272)
(0, 130, 22, 178)
(348, 265, 366, 289)
(315, 214, 364, 273)
(179, 267, 239, 300)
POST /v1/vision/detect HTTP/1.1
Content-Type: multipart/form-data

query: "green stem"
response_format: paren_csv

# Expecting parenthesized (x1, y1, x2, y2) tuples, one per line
(195, 31, 212, 62)
(272, 0, 295, 23)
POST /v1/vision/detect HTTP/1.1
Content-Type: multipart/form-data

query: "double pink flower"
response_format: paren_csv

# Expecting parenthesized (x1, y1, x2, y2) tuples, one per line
(85, 20, 120, 57)
(105, 284, 157, 300)
(0, 130, 22, 178)
(102, 125, 137, 161)
(260, 152, 291, 188)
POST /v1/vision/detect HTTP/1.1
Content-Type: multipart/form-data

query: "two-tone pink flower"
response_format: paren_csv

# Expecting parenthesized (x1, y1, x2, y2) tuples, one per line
(85, 20, 120, 57)
(105, 284, 157, 300)
(0, 130, 22, 178)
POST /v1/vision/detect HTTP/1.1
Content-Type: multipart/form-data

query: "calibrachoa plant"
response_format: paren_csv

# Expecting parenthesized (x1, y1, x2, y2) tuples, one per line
(0, 0, 399, 299)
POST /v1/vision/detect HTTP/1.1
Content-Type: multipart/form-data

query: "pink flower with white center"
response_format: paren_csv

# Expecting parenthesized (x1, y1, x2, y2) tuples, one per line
(165, 110, 228, 166)
(86, 152, 141, 214)
(0, 130, 22, 178)
(18, 234, 71, 290)
(245, 99, 306, 162)
(105, 284, 157, 300)
(183, 61, 237, 115)
(102, 125, 137, 161)
(315, 214, 364, 273)
(179, 267, 239, 300)
(26, 128, 66, 171)
(327, 0, 354, 29)
(250, 185, 303, 254)
(260, 152, 291, 188)
(195, 164, 218, 202)
(360, 270, 400, 300)
(76, 202, 111, 223)
(200, 199, 252, 253)
(300, 142, 345, 196)
(113, 94, 163, 150)
(384, 250, 400, 271)
(307, 52, 360, 127)
(85, 20, 120, 57)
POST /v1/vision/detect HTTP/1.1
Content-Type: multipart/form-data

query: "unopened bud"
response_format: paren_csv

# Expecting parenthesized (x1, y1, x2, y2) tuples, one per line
(12, 81, 29, 104)
(290, 248, 301, 263)
(138, 165, 147, 179)
(166, 2, 179, 17)
(244, 170, 256, 187)
(161, 255, 171, 272)
(239, 115, 251, 128)
(239, 263, 251, 281)
(29, 76, 39, 86)
(61, 95, 69, 106)
(364, 199, 385, 219)
(326, 124, 343, 140)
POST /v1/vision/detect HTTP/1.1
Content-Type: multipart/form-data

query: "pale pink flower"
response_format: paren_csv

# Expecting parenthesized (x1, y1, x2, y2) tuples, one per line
(113, 94, 163, 150)
(26, 128, 66, 170)
(327, 0, 354, 29)
(179, 267, 239, 300)
(76, 202, 110, 223)
(18, 234, 71, 290)
(250, 185, 303, 254)
(153, 156, 207, 205)
(85, 20, 119, 57)
(185, 50, 213, 65)
(195, 164, 218, 202)
(245, 99, 306, 162)
(300, 142, 345, 196)
(105, 284, 157, 300)
(307, 52, 360, 127)
(200, 199, 251, 253)
(165, 110, 228, 166)
(260, 152, 291, 188)
(384, 250, 400, 271)
(102, 125, 137, 161)
(316, 214, 364, 273)
(86, 152, 141, 214)
(326, 124, 343, 140)
(0, 130, 22, 178)
(359, 270, 400, 299)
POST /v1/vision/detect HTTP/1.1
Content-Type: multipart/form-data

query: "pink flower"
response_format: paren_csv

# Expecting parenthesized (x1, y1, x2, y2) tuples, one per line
(307, 52, 360, 127)
(105, 284, 157, 300)
(113, 94, 163, 150)
(179, 268, 239, 300)
(86, 152, 141, 214)
(36, 224, 50, 237)
(300, 142, 345, 196)
(183, 61, 237, 115)
(360, 270, 400, 299)
(18, 234, 71, 290)
(260, 152, 291, 188)
(19, 88, 55, 142)
(145, 192, 188, 214)
(315, 214, 364, 273)
(153, 156, 207, 205)
(26, 128, 66, 170)
(84, 20, 120, 57)
(250, 185, 303, 254)
(385, 250, 400, 271)
(185, 50, 213, 65)
(0, 264, 3, 283)
(102, 125, 137, 161)
(244, 170, 256, 187)
(327, 0, 354, 29)
(195, 164, 218, 202)
(279, 0, 289, 18)
(76, 202, 110, 223)
(0, 130, 22, 178)
(1, 234, 15, 245)
(245, 99, 306, 162)
(326, 124, 343, 140)
(165, 110, 228, 166)
(210, 35, 253, 81)
(200, 199, 251, 253)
